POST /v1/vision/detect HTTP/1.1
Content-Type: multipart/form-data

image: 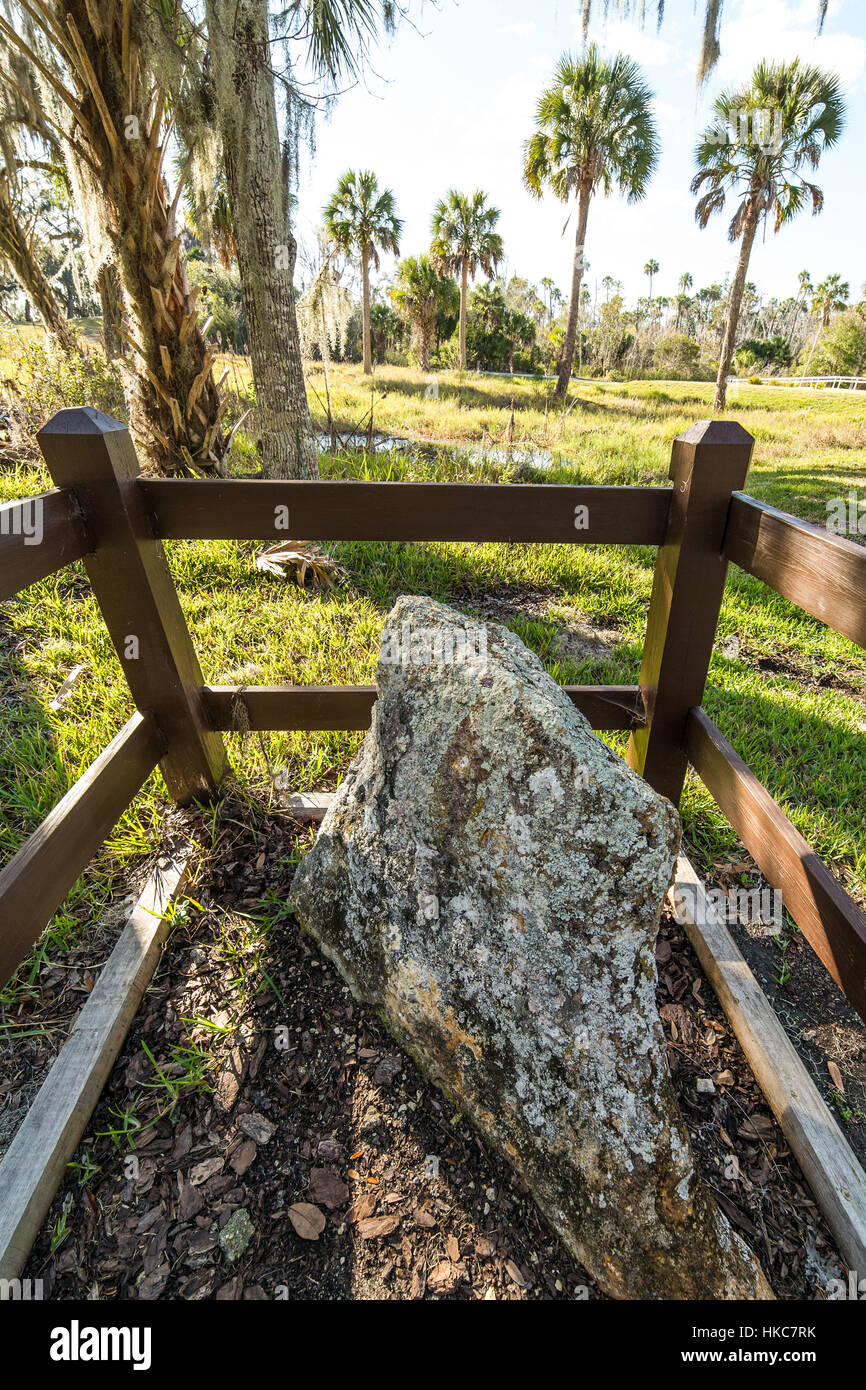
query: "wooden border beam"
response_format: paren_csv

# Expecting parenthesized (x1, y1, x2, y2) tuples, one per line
(670, 856, 866, 1276)
(201, 683, 647, 733)
(687, 706, 866, 1024)
(0, 712, 162, 989)
(139, 478, 673, 545)
(627, 420, 754, 805)
(0, 852, 189, 1283)
(725, 492, 866, 649)
(37, 409, 228, 804)
(0, 488, 91, 601)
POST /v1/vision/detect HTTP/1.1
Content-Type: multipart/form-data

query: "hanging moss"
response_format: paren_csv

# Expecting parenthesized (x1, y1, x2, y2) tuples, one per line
(579, 0, 828, 83)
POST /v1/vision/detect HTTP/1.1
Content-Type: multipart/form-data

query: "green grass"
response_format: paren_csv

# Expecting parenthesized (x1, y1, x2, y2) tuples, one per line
(1, 366, 865, 1002)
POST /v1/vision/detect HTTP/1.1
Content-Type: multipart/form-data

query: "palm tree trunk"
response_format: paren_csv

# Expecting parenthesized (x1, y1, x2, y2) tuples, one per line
(459, 258, 469, 371)
(43, 2, 226, 475)
(0, 184, 76, 352)
(205, 0, 317, 479)
(361, 244, 372, 375)
(97, 264, 122, 361)
(556, 184, 591, 399)
(714, 201, 760, 411)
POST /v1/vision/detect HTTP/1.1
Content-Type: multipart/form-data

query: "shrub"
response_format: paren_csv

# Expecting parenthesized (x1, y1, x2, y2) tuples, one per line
(653, 333, 700, 378)
(808, 314, 866, 377)
(0, 330, 126, 460)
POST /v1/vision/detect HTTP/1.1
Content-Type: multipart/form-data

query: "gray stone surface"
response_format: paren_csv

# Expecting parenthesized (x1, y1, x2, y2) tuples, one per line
(290, 596, 772, 1299)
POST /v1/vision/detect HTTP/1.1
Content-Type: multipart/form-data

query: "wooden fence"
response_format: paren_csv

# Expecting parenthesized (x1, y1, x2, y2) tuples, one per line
(2, 406, 865, 1024)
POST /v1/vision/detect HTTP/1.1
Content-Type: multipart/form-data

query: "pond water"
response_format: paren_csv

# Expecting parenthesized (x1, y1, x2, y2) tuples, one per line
(315, 432, 558, 471)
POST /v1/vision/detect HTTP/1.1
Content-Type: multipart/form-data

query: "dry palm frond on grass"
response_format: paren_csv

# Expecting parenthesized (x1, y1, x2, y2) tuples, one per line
(255, 541, 345, 589)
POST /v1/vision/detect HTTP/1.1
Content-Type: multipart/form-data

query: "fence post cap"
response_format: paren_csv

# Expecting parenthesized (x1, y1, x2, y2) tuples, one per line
(675, 418, 754, 448)
(37, 407, 128, 438)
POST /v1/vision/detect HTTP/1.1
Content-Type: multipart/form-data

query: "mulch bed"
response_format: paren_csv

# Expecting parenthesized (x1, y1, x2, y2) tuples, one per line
(18, 797, 848, 1300)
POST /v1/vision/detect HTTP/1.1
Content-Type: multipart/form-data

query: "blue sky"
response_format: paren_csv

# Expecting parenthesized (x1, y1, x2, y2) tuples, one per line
(293, 0, 866, 307)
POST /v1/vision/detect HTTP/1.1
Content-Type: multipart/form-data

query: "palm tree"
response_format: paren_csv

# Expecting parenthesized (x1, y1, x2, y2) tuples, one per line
(644, 258, 659, 300)
(524, 46, 659, 399)
(801, 273, 850, 377)
(370, 301, 402, 365)
(1, 1, 226, 475)
(0, 173, 76, 351)
(813, 272, 849, 329)
(785, 268, 813, 349)
(391, 254, 446, 372)
(0, 59, 77, 349)
(540, 274, 558, 325)
(692, 59, 845, 411)
(430, 190, 503, 371)
(324, 170, 401, 376)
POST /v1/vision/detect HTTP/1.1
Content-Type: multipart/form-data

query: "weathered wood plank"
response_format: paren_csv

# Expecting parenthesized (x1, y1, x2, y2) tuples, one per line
(687, 706, 866, 1024)
(0, 712, 162, 988)
(670, 856, 866, 1275)
(201, 683, 647, 732)
(0, 488, 91, 601)
(284, 791, 334, 822)
(0, 853, 189, 1282)
(37, 408, 228, 803)
(139, 478, 673, 545)
(627, 420, 753, 805)
(725, 492, 866, 648)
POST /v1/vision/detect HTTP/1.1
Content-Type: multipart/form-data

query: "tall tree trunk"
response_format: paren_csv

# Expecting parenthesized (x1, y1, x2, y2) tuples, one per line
(0, 184, 76, 351)
(361, 243, 372, 376)
(800, 322, 823, 381)
(556, 184, 591, 399)
(48, 3, 225, 475)
(459, 258, 469, 371)
(205, 0, 317, 479)
(714, 200, 760, 411)
(97, 263, 122, 360)
(416, 314, 433, 372)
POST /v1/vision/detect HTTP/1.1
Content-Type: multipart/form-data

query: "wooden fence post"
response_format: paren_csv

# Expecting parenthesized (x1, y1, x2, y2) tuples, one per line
(626, 419, 753, 806)
(37, 407, 228, 804)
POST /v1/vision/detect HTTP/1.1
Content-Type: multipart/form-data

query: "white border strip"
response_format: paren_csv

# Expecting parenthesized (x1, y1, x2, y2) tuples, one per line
(0, 852, 189, 1283)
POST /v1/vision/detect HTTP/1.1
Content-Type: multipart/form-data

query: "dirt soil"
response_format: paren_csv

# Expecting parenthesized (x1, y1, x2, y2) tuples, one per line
(695, 852, 866, 1171)
(17, 796, 849, 1302)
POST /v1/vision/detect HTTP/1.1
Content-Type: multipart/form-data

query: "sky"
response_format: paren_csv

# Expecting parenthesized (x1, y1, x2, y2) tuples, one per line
(292, 0, 866, 308)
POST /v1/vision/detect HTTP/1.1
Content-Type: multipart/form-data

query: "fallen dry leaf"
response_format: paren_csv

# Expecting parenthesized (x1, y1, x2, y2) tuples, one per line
(505, 1259, 529, 1290)
(288, 1203, 326, 1241)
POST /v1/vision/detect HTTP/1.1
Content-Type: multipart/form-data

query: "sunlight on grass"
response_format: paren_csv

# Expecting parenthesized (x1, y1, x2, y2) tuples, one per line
(1, 368, 864, 994)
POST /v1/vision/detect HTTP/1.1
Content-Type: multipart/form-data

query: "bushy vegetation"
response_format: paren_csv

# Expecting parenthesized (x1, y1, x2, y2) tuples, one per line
(0, 330, 125, 452)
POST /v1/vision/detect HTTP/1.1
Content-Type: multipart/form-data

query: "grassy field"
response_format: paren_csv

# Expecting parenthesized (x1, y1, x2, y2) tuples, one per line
(1, 364, 865, 1002)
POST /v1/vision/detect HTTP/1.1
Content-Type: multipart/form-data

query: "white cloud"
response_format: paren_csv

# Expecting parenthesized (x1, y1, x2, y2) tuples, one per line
(715, 0, 866, 91)
(497, 22, 536, 38)
(570, 12, 684, 68)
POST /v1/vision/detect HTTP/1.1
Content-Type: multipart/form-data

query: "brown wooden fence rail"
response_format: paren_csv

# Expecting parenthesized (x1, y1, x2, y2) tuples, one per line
(1, 406, 864, 1027)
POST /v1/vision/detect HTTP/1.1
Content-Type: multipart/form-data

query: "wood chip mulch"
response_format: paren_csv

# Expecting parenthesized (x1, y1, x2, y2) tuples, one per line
(19, 797, 848, 1300)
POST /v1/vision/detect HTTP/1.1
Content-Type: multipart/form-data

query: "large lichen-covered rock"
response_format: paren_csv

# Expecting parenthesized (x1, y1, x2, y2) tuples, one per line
(290, 596, 772, 1300)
